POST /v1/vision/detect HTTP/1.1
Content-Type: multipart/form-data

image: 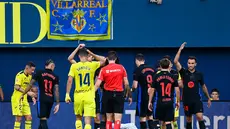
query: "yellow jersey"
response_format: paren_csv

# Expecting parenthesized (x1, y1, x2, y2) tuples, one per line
(12, 71, 32, 101)
(68, 61, 100, 98)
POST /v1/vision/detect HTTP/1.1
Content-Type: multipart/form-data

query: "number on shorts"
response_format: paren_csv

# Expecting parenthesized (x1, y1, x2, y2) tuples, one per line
(146, 75, 153, 88)
(44, 79, 53, 94)
(160, 82, 172, 97)
(78, 73, 90, 87)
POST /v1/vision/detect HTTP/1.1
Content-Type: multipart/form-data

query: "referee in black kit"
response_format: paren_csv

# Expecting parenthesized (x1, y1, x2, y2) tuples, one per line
(174, 42, 211, 129)
(21, 59, 60, 129)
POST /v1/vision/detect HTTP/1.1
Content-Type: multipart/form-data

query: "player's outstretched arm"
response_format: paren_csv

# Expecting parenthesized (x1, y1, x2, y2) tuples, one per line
(68, 44, 85, 64)
(174, 42, 186, 71)
(86, 48, 106, 66)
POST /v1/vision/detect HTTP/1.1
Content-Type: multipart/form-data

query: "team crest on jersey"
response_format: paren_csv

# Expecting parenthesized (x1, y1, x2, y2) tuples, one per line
(71, 9, 87, 33)
(188, 81, 194, 88)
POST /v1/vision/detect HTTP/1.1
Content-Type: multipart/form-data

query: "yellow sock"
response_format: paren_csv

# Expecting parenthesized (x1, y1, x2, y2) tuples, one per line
(25, 120, 32, 129)
(14, 122, 21, 129)
(173, 121, 178, 129)
(84, 124, 91, 129)
(76, 120, 82, 129)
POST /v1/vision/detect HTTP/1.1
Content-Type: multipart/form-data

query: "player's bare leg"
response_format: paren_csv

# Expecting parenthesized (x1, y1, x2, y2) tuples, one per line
(114, 113, 122, 129)
(185, 116, 192, 129)
(147, 116, 160, 129)
(150, 118, 161, 129)
(161, 122, 166, 129)
(38, 117, 48, 129)
(76, 115, 83, 129)
(84, 116, 92, 129)
(106, 113, 113, 129)
(14, 116, 22, 129)
(196, 113, 206, 129)
(172, 117, 178, 129)
(94, 113, 100, 129)
(162, 121, 173, 129)
(24, 115, 32, 129)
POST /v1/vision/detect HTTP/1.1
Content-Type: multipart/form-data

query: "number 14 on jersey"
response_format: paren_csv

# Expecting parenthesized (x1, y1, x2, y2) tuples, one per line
(78, 73, 90, 87)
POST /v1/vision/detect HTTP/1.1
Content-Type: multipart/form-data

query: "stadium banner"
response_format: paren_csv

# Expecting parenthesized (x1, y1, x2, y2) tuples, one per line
(46, 0, 113, 41)
(0, 102, 230, 129)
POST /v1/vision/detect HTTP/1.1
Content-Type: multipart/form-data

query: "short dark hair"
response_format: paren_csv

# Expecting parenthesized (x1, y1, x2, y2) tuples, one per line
(107, 51, 117, 61)
(105, 58, 119, 65)
(26, 61, 36, 67)
(135, 53, 145, 61)
(45, 59, 54, 66)
(211, 88, 219, 94)
(115, 58, 120, 64)
(159, 58, 170, 69)
(163, 55, 171, 61)
(78, 48, 88, 57)
(188, 56, 197, 62)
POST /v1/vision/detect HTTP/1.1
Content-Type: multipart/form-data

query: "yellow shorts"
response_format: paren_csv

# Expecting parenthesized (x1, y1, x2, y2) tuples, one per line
(11, 98, 31, 116)
(74, 94, 96, 117)
(174, 108, 179, 118)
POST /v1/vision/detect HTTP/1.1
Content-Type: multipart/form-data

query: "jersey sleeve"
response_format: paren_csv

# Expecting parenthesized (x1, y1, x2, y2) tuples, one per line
(173, 76, 179, 87)
(92, 61, 100, 71)
(199, 73, 205, 86)
(98, 68, 104, 81)
(55, 76, 60, 85)
(151, 75, 157, 89)
(179, 67, 186, 77)
(68, 64, 75, 77)
(15, 74, 22, 86)
(122, 66, 127, 78)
